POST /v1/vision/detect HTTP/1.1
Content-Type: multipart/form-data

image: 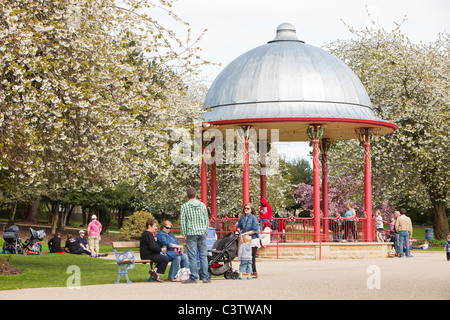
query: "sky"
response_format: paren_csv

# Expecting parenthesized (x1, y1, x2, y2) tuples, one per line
(154, 0, 450, 163)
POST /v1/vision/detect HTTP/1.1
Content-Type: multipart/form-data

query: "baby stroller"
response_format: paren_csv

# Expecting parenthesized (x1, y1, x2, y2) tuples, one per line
(22, 228, 46, 255)
(2, 225, 23, 254)
(208, 232, 239, 279)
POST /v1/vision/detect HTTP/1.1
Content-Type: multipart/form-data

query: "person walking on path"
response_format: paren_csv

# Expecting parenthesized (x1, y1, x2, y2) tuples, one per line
(180, 187, 210, 284)
(445, 234, 450, 261)
(395, 208, 413, 258)
(88, 215, 102, 258)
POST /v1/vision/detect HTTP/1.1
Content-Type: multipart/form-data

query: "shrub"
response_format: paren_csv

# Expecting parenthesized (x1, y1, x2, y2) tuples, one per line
(119, 211, 156, 240)
(0, 255, 12, 271)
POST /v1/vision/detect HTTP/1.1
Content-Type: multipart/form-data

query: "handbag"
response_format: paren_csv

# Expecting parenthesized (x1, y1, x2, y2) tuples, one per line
(175, 267, 190, 281)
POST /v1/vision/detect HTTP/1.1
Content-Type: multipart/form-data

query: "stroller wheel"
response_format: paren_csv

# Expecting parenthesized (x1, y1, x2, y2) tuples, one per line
(232, 271, 239, 279)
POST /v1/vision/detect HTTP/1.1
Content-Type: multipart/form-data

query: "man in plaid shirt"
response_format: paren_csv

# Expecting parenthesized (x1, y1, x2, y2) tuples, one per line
(180, 187, 210, 283)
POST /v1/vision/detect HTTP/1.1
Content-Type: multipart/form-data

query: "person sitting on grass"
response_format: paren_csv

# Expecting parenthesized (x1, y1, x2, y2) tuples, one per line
(65, 234, 91, 255)
(48, 232, 65, 253)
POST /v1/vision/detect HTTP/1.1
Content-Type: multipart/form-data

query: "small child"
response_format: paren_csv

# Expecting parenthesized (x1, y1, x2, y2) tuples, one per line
(445, 234, 450, 261)
(238, 234, 253, 280)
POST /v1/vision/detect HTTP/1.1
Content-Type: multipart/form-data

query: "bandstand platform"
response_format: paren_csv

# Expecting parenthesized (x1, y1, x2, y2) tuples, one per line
(257, 241, 394, 260)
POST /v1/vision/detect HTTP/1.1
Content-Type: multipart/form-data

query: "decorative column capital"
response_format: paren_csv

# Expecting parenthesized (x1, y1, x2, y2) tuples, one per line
(307, 125, 325, 141)
(356, 128, 380, 146)
(319, 138, 334, 154)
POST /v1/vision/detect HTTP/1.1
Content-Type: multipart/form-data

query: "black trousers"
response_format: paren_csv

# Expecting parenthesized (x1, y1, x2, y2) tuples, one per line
(148, 254, 169, 274)
(252, 247, 257, 273)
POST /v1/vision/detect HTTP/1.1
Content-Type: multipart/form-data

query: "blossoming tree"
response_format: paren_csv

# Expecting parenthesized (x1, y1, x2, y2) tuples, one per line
(0, 0, 206, 231)
(326, 20, 449, 239)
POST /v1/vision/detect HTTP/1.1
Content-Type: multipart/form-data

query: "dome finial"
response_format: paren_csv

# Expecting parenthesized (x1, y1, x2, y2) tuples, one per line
(268, 23, 304, 43)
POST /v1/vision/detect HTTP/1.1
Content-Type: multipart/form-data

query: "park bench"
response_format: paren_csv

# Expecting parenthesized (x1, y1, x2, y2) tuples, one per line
(112, 241, 157, 284)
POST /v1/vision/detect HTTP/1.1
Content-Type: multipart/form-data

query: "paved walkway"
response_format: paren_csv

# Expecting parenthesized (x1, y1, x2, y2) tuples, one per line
(0, 252, 448, 300)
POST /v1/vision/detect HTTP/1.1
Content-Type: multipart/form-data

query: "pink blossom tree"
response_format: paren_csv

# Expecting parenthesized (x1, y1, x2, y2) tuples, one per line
(294, 176, 394, 221)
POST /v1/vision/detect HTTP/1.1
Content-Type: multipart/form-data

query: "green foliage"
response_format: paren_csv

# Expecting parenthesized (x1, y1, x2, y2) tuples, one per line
(119, 210, 156, 240)
(0, 255, 12, 271)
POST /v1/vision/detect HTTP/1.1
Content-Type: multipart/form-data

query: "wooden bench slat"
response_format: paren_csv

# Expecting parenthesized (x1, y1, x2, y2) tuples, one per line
(117, 259, 134, 264)
(135, 259, 153, 264)
(112, 241, 140, 249)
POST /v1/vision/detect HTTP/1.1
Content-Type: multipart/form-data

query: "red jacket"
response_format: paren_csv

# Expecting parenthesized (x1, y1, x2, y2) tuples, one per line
(259, 198, 273, 220)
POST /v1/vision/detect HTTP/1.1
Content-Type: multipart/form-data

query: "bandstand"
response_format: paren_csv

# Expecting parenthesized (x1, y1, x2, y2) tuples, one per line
(199, 23, 397, 245)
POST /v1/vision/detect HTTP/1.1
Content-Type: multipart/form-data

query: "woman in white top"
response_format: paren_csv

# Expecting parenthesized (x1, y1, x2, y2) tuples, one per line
(375, 210, 385, 242)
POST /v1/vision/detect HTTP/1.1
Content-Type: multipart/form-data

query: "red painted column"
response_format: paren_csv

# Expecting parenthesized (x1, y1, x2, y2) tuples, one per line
(313, 138, 321, 243)
(364, 132, 373, 242)
(243, 135, 250, 206)
(201, 143, 208, 208)
(308, 125, 324, 243)
(210, 147, 217, 220)
(260, 151, 266, 200)
(321, 145, 329, 242)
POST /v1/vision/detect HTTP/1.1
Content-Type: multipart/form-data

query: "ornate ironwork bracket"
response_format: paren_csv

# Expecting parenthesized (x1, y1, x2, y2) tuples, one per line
(356, 128, 380, 146)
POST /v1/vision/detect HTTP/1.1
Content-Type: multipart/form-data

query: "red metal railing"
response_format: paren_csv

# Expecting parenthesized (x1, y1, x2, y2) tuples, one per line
(209, 216, 376, 243)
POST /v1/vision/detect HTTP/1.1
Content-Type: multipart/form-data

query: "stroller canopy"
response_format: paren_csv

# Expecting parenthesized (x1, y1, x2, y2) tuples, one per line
(29, 228, 46, 241)
(3, 225, 20, 241)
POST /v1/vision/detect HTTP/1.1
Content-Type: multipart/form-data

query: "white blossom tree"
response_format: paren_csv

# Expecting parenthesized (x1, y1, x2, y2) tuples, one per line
(0, 0, 205, 188)
(326, 20, 449, 239)
(0, 0, 208, 231)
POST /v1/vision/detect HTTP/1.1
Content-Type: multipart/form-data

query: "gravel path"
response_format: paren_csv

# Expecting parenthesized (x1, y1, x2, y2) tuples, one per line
(0, 252, 448, 300)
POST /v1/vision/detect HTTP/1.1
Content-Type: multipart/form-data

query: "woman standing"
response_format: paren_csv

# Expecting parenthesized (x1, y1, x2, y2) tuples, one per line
(88, 215, 102, 258)
(343, 202, 357, 241)
(236, 203, 260, 278)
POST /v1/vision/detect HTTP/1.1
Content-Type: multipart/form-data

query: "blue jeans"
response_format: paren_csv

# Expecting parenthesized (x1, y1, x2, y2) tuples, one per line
(394, 233, 400, 254)
(185, 235, 209, 281)
(398, 231, 411, 257)
(168, 253, 189, 280)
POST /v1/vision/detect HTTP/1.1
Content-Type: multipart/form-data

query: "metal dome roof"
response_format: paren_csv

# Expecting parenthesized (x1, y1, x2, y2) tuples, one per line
(201, 23, 396, 141)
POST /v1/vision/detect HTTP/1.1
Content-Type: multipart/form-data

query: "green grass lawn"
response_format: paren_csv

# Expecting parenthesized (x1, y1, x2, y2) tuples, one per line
(0, 250, 166, 290)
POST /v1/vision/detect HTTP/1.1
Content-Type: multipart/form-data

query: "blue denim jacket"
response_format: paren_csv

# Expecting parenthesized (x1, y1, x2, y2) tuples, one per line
(236, 214, 259, 239)
(156, 230, 180, 260)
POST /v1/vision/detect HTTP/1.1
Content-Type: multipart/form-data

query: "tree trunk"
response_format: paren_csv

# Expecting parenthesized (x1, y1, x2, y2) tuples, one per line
(58, 204, 70, 230)
(431, 198, 449, 240)
(50, 203, 59, 235)
(8, 202, 17, 225)
(26, 198, 40, 223)
(81, 206, 88, 226)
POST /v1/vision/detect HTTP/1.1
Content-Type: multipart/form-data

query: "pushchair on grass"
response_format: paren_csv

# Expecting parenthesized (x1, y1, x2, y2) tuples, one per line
(2, 225, 23, 254)
(208, 232, 240, 279)
(22, 228, 46, 255)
